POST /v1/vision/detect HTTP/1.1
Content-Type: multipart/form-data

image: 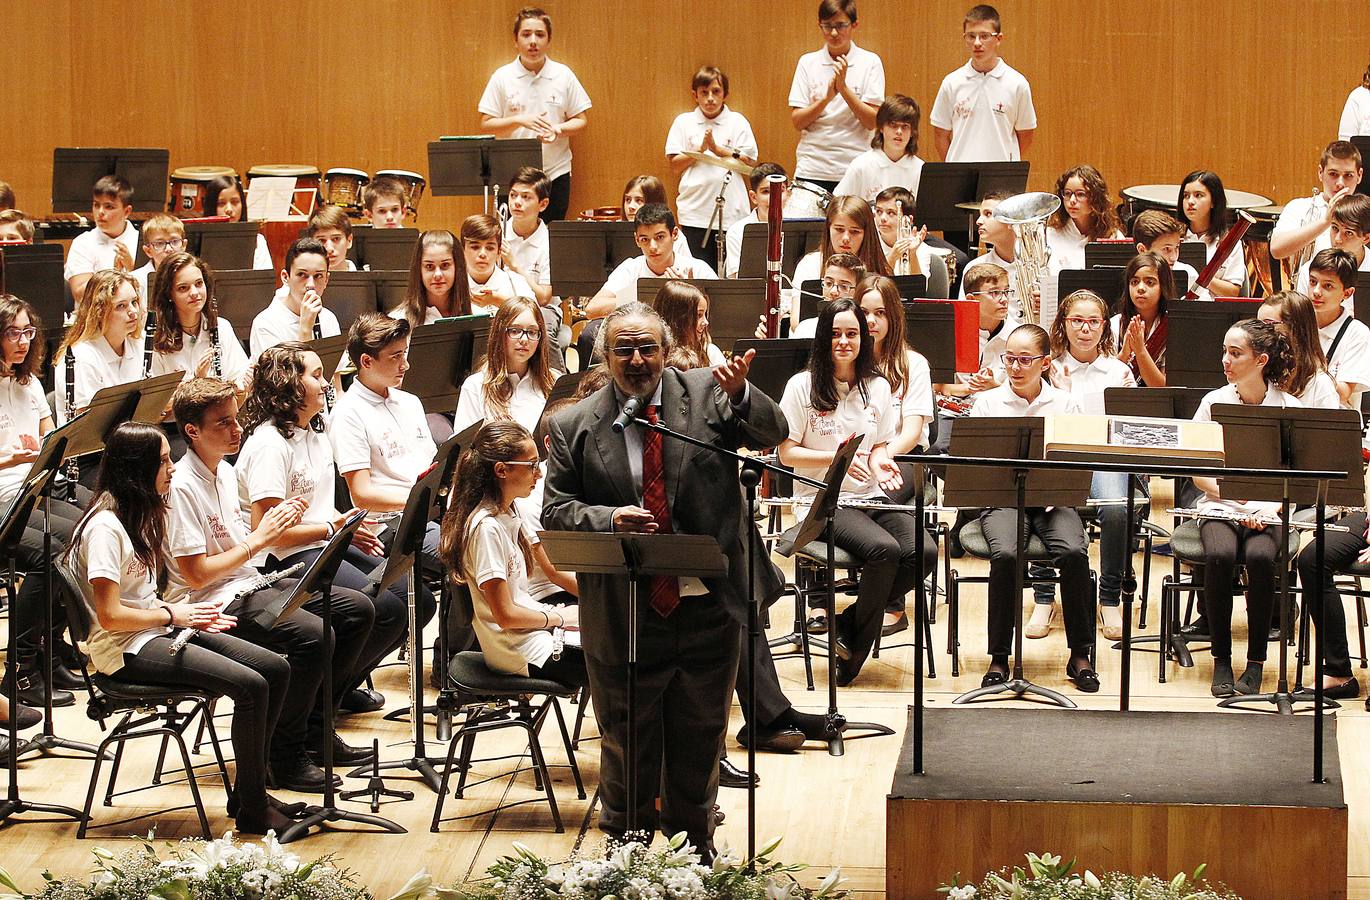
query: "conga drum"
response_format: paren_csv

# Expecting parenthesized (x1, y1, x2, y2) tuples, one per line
(324, 167, 369, 212)
(375, 169, 426, 221)
(168, 166, 237, 217)
(246, 164, 322, 218)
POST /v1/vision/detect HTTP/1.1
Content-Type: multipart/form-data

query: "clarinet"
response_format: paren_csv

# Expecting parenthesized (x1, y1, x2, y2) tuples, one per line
(168, 561, 306, 655)
(313, 319, 335, 412)
(207, 314, 222, 378)
(62, 346, 80, 491)
(143, 308, 156, 378)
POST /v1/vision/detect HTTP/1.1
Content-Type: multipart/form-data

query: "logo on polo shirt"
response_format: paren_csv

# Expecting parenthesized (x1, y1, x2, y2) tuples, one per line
(953, 98, 974, 119)
(125, 557, 148, 579)
(288, 469, 315, 497)
(207, 513, 231, 544)
(808, 410, 840, 437)
(993, 102, 1007, 115)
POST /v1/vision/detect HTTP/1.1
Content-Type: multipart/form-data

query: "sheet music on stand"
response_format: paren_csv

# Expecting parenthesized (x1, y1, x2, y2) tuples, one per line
(247, 178, 315, 220)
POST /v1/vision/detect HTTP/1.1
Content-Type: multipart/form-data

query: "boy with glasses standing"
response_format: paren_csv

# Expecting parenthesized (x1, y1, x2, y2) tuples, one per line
(930, 4, 1037, 162)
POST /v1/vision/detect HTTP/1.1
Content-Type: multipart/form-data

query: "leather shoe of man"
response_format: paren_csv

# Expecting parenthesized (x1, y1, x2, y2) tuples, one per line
(50, 662, 85, 692)
(718, 757, 759, 789)
(339, 688, 384, 714)
(269, 754, 341, 793)
(308, 735, 375, 767)
(735, 723, 805, 753)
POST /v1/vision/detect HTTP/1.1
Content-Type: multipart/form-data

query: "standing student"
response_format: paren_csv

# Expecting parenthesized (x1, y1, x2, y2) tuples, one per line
(454, 296, 558, 436)
(65, 422, 297, 834)
(666, 65, 759, 261)
(250, 238, 341, 358)
(653, 280, 726, 369)
(132, 214, 186, 303)
(1191, 320, 1300, 698)
(361, 177, 408, 229)
(1339, 62, 1370, 141)
(456, 214, 537, 317)
(836, 95, 925, 203)
(1256, 291, 1341, 409)
(585, 204, 717, 319)
(1271, 141, 1364, 267)
(149, 253, 251, 390)
(967, 324, 1096, 692)
(1045, 165, 1124, 272)
(305, 205, 357, 272)
(788, 0, 886, 207)
(55, 270, 144, 424)
(1307, 248, 1370, 409)
(205, 175, 273, 270)
(64, 175, 138, 299)
(723, 163, 792, 279)
(1294, 194, 1370, 292)
(478, 6, 592, 222)
(1114, 251, 1175, 387)
(929, 4, 1037, 162)
(1177, 171, 1244, 296)
(1130, 210, 1201, 295)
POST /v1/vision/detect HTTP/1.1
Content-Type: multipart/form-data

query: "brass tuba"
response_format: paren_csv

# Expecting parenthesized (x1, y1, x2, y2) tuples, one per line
(993, 191, 1060, 324)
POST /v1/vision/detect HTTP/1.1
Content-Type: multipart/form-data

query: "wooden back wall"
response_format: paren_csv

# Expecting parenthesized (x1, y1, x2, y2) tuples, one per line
(3, 1, 1367, 230)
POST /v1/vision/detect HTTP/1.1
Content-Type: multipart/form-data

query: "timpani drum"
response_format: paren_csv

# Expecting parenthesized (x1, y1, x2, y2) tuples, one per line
(246, 164, 322, 217)
(168, 166, 237, 217)
(324, 167, 369, 212)
(578, 207, 623, 221)
(1122, 183, 1274, 217)
(375, 169, 426, 221)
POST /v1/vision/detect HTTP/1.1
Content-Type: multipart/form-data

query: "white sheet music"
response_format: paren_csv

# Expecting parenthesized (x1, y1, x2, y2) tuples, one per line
(1038, 273, 1060, 329)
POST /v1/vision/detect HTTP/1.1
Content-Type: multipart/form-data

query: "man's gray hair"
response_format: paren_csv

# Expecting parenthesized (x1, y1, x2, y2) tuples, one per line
(593, 301, 675, 359)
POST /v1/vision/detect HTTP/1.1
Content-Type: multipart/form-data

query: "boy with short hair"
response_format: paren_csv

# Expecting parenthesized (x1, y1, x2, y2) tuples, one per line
(792, 252, 866, 337)
(666, 65, 759, 261)
(1131, 209, 1201, 294)
(929, 4, 1037, 162)
(873, 187, 950, 297)
(65, 175, 139, 298)
(306, 205, 357, 271)
(1296, 194, 1370, 293)
(0, 210, 34, 243)
(1272, 141, 1365, 264)
(132, 213, 186, 301)
(788, 0, 885, 211)
(585, 203, 717, 318)
(250, 237, 341, 358)
(478, 6, 592, 222)
(1308, 249, 1370, 409)
(940, 261, 1013, 397)
(957, 190, 1017, 300)
(836, 94, 924, 202)
(361, 177, 407, 229)
(724, 162, 792, 279)
(502, 166, 565, 367)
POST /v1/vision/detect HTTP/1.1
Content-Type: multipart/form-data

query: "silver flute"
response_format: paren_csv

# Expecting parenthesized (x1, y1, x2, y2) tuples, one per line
(1168, 507, 1350, 532)
(168, 561, 306, 655)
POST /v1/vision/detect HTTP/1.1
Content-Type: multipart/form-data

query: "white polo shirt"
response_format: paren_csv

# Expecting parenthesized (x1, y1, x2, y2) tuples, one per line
(328, 380, 435, 498)
(253, 233, 273, 270)
(454, 369, 551, 437)
(891, 348, 934, 449)
(1272, 194, 1332, 262)
(132, 261, 156, 304)
(72, 509, 165, 674)
(151, 316, 251, 388)
(1194, 383, 1300, 516)
(63, 222, 139, 280)
(1294, 251, 1370, 294)
(250, 295, 341, 359)
(514, 464, 559, 602)
(723, 211, 760, 278)
(788, 43, 886, 181)
(1340, 85, 1370, 141)
(968, 380, 1081, 418)
(665, 106, 759, 229)
(238, 422, 336, 556)
(929, 59, 1037, 163)
(0, 376, 51, 503)
(779, 371, 897, 500)
(601, 255, 718, 308)
(958, 247, 1018, 303)
(1184, 229, 1245, 290)
(1298, 371, 1342, 410)
(478, 58, 593, 181)
(1044, 220, 1123, 274)
(1318, 308, 1370, 409)
(834, 149, 925, 203)
(166, 449, 258, 608)
(461, 504, 553, 675)
(877, 235, 948, 297)
(503, 218, 551, 288)
(54, 335, 144, 424)
(468, 268, 536, 317)
(979, 315, 1018, 372)
(1049, 351, 1136, 416)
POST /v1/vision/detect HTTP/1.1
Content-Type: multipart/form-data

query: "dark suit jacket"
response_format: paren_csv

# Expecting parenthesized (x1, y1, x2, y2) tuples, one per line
(542, 367, 788, 664)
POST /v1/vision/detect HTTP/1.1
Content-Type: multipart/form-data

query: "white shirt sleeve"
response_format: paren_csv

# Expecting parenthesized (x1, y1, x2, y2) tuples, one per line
(167, 482, 209, 558)
(787, 59, 811, 109)
(468, 516, 514, 588)
(477, 72, 506, 118)
(904, 352, 934, 418)
(453, 372, 486, 437)
(928, 74, 955, 131)
(83, 516, 129, 584)
(327, 402, 374, 477)
(779, 375, 810, 444)
(861, 54, 886, 104)
(563, 70, 593, 117)
(1014, 78, 1038, 130)
(601, 257, 639, 301)
(252, 233, 273, 270)
(664, 113, 690, 156)
(238, 431, 292, 504)
(63, 231, 100, 280)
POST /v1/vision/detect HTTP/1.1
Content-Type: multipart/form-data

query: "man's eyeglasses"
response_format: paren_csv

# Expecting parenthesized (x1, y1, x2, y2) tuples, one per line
(609, 343, 662, 359)
(821, 279, 857, 296)
(147, 238, 185, 253)
(970, 289, 1014, 301)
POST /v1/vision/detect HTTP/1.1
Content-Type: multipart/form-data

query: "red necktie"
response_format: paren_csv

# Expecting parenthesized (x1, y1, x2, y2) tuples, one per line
(642, 405, 679, 617)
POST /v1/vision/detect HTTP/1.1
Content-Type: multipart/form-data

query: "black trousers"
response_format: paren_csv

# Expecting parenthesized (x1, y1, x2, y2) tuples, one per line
(979, 506, 1093, 657)
(543, 173, 572, 223)
(120, 631, 289, 808)
(1295, 512, 1362, 678)
(527, 645, 588, 687)
(11, 493, 86, 657)
(1200, 519, 1277, 663)
(584, 596, 738, 854)
(680, 225, 722, 266)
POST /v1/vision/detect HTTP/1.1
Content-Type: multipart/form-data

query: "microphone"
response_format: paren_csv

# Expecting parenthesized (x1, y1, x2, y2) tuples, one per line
(611, 395, 644, 434)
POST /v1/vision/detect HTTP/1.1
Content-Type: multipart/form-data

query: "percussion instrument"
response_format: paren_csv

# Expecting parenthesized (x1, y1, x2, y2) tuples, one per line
(1121, 184, 1273, 216)
(324, 167, 369, 212)
(680, 150, 755, 177)
(246, 164, 321, 217)
(168, 166, 237, 217)
(578, 207, 622, 221)
(375, 169, 425, 220)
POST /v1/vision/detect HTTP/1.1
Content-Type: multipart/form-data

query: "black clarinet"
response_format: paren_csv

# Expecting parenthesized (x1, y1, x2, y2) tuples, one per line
(143, 308, 156, 378)
(313, 319, 335, 412)
(207, 314, 222, 378)
(63, 346, 80, 493)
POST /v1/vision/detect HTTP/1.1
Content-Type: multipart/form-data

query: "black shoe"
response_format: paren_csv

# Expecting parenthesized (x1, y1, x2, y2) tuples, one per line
(881, 613, 909, 637)
(804, 614, 827, 634)
(1323, 677, 1360, 700)
(735, 723, 804, 754)
(7, 668, 73, 708)
(980, 669, 1008, 688)
(1211, 659, 1236, 698)
(2, 700, 41, 730)
(50, 662, 85, 692)
(948, 525, 965, 559)
(712, 804, 725, 826)
(718, 757, 759, 789)
(1178, 618, 1211, 641)
(227, 791, 308, 818)
(270, 754, 341, 793)
(783, 710, 831, 742)
(1066, 660, 1100, 694)
(834, 658, 856, 688)
(339, 688, 384, 714)
(308, 734, 375, 767)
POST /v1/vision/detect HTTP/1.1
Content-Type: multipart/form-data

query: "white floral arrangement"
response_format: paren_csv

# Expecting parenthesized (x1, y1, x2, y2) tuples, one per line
(939, 851, 1241, 900)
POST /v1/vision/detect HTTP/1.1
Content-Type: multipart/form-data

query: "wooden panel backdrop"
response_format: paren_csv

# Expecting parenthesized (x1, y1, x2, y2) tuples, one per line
(1, 0, 1367, 229)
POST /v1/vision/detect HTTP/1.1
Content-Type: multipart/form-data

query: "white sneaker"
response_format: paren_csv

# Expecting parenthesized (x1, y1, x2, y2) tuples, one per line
(1026, 603, 1055, 639)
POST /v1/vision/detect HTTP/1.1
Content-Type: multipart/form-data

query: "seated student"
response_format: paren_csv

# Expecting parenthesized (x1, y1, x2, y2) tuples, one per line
(786, 252, 868, 339)
(957, 190, 1019, 299)
(792, 194, 891, 291)
(1256, 290, 1341, 409)
(1307, 248, 1370, 409)
(131, 214, 186, 303)
(622, 174, 692, 262)
(1177, 171, 1244, 297)
(501, 167, 565, 367)
(65, 421, 298, 834)
(777, 297, 927, 686)
(205, 175, 273, 270)
(64, 175, 138, 300)
(1113, 251, 1175, 387)
(149, 252, 251, 390)
(0, 210, 34, 244)
(967, 324, 1097, 693)
(0, 181, 13, 210)
(872, 187, 950, 297)
(653, 280, 727, 368)
(250, 237, 340, 358)
(1044, 164, 1124, 273)
(1130, 209, 1201, 295)
(454, 296, 558, 435)
(1191, 319, 1300, 697)
(55, 270, 144, 424)
(393, 229, 461, 326)
(939, 261, 1014, 399)
(456, 214, 537, 317)
(438, 420, 584, 683)
(166, 377, 373, 792)
(238, 343, 404, 714)
(1294, 194, 1370, 293)
(723, 163, 792, 279)
(585, 204, 717, 319)
(1271, 140, 1364, 268)
(1296, 477, 1370, 702)
(362, 176, 408, 229)
(666, 64, 759, 261)
(835, 94, 925, 203)
(304, 205, 356, 272)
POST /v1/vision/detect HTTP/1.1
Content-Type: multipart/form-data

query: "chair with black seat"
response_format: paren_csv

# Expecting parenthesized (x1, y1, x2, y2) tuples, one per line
(53, 563, 229, 840)
(430, 582, 585, 834)
(1295, 556, 1370, 685)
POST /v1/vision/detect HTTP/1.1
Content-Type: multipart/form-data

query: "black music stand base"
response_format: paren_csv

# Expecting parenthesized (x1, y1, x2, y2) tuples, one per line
(1219, 692, 1340, 715)
(339, 739, 415, 811)
(818, 713, 895, 757)
(953, 677, 1076, 708)
(350, 756, 444, 794)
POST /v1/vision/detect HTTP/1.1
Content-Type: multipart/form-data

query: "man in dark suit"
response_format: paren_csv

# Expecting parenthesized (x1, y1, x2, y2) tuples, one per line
(542, 302, 787, 854)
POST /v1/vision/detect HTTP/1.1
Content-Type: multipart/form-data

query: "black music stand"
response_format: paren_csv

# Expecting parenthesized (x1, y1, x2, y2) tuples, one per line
(902, 301, 958, 383)
(350, 228, 419, 272)
(404, 317, 490, 414)
(371, 271, 409, 317)
(1353, 138, 1370, 197)
(546, 370, 588, 405)
(915, 162, 1030, 234)
(0, 464, 84, 828)
(428, 137, 541, 207)
(1084, 240, 1206, 272)
(51, 147, 169, 213)
(890, 274, 929, 302)
(636, 277, 764, 350)
(537, 531, 728, 834)
(728, 339, 809, 404)
(737, 221, 825, 280)
(944, 417, 1091, 708)
(1165, 299, 1263, 388)
(213, 269, 278, 345)
(276, 511, 406, 843)
(319, 272, 381, 335)
(547, 221, 639, 297)
(1209, 405, 1362, 719)
(0, 245, 65, 329)
(64, 373, 184, 461)
(1349, 271, 1370, 327)
(185, 221, 259, 271)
